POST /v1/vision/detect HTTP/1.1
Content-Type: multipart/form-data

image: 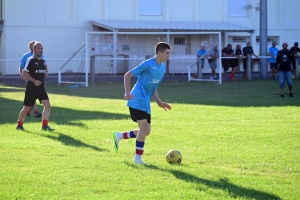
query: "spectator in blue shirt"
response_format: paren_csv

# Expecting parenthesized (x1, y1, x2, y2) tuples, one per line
(268, 41, 279, 79)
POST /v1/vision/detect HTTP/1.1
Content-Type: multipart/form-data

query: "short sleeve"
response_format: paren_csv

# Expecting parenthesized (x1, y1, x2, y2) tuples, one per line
(130, 60, 149, 77)
(19, 56, 27, 69)
(23, 57, 33, 72)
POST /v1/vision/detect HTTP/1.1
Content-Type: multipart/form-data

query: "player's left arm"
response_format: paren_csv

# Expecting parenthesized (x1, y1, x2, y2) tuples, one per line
(153, 90, 171, 111)
(42, 56, 48, 78)
(44, 63, 48, 78)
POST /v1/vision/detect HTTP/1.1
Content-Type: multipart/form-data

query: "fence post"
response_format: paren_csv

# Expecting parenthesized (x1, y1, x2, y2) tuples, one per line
(247, 55, 252, 80)
(196, 58, 202, 79)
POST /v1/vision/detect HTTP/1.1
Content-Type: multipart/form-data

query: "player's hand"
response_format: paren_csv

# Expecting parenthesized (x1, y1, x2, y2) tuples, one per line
(124, 93, 134, 100)
(34, 80, 42, 86)
(158, 102, 171, 111)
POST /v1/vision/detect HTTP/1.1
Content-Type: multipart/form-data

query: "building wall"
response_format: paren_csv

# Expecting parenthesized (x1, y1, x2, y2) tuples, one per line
(1, 0, 300, 74)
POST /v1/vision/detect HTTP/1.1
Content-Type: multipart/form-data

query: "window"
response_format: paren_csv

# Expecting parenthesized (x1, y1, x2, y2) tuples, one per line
(139, 0, 162, 16)
(256, 36, 279, 44)
(174, 37, 185, 45)
(228, 0, 248, 17)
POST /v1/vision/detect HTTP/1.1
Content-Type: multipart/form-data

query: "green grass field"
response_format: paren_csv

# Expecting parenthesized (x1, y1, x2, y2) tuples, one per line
(0, 80, 299, 200)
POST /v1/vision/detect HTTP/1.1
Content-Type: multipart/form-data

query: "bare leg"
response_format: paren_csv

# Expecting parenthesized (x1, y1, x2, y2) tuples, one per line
(41, 100, 51, 120)
(18, 106, 31, 121)
(136, 119, 150, 142)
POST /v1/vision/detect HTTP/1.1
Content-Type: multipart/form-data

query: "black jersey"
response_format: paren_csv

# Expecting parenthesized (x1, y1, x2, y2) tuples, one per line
(234, 49, 242, 56)
(23, 56, 46, 84)
(276, 50, 296, 71)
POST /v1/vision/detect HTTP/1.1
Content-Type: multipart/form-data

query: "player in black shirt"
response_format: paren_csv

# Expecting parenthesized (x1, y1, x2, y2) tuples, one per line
(276, 42, 296, 97)
(16, 42, 54, 131)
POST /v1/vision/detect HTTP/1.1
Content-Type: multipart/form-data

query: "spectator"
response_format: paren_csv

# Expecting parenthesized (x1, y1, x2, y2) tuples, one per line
(222, 44, 238, 81)
(233, 44, 244, 76)
(276, 42, 296, 97)
(242, 42, 258, 79)
(268, 41, 279, 79)
(289, 42, 300, 79)
(208, 45, 219, 80)
(197, 45, 207, 69)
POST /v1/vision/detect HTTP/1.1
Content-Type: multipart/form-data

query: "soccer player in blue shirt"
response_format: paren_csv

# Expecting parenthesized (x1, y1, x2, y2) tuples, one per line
(112, 42, 172, 165)
(19, 41, 47, 117)
(268, 41, 278, 79)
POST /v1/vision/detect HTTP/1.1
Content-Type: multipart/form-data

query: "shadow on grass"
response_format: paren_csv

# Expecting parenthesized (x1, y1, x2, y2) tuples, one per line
(124, 162, 281, 200)
(25, 130, 107, 152)
(0, 97, 129, 125)
(2, 81, 299, 109)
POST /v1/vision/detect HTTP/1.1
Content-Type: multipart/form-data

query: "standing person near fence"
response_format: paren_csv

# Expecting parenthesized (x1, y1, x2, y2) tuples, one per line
(221, 44, 238, 81)
(112, 42, 172, 165)
(197, 45, 207, 69)
(289, 42, 300, 79)
(233, 44, 244, 76)
(268, 41, 279, 80)
(276, 42, 296, 98)
(16, 42, 55, 131)
(208, 45, 219, 80)
(19, 40, 47, 118)
(242, 42, 258, 79)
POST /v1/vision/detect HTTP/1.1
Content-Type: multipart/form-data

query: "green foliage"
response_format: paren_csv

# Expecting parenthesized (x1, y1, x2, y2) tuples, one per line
(0, 80, 299, 199)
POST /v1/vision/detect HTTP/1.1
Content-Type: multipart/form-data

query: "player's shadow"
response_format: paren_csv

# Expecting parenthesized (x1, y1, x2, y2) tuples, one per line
(0, 97, 129, 125)
(26, 130, 107, 152)
(125, 162, 281, 200)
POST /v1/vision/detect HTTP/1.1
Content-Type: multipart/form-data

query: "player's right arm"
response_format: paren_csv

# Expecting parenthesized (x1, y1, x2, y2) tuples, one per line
(124, 71, 134, 100)
(22, 70, 41, 86)
(23, 58, 42, 86)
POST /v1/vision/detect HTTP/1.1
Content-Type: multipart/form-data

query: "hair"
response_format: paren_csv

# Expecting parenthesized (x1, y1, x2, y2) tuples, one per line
(33, 42, 43, 49)
(28, 41, 37, 51)
(155, 42, 172, 54)
(227, 43, 232, 48)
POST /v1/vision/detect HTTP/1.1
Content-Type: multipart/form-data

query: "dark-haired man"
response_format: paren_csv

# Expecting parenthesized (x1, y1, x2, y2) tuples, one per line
(112, 42, 172, 165)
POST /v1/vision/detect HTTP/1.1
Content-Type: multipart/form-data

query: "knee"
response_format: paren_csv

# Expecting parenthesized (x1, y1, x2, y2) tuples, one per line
(145, 128, 151, 136)
(44, 102, 51, 110)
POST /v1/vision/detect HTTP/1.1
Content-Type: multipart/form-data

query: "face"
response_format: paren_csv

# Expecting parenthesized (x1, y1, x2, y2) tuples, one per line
(158, 49, 171, 62)
(272, 41, 276, 47)
(247, 42, 251, 47)
(236, 45, 241, 49)
(227, 44, 232, 49)
(282, 43, 288, 50)
(34, 44, 43, 58)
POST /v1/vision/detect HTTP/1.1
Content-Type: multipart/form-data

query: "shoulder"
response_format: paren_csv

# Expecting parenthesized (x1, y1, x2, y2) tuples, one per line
(27, 56, 35, 62)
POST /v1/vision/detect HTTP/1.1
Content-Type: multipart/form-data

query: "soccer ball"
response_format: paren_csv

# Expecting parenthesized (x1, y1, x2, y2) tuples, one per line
(166, 150, 183, 164)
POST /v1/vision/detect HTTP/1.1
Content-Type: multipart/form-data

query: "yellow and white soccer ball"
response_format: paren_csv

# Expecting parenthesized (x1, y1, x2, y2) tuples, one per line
(166, 150, 183, 164)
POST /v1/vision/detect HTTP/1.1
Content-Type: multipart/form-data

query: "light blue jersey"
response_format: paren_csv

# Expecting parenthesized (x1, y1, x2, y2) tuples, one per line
(20, 52, 45, 68)
(269, 47, 278, 63)
(197, 49, 207, 66)
(127, 58, 165, 114)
